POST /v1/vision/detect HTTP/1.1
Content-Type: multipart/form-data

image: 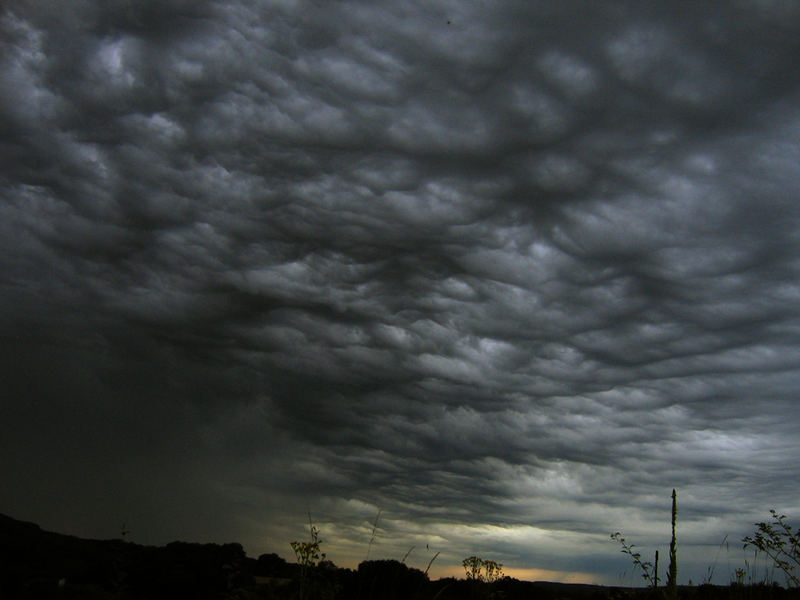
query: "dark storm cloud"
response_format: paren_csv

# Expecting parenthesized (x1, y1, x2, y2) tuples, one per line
(3, 0, 800, 583)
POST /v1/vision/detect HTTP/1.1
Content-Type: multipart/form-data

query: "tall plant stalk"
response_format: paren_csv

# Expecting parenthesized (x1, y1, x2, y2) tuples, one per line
(666, 489, 678, 600)
(611, 489, 678, 594)
(654, 550, 659, 588)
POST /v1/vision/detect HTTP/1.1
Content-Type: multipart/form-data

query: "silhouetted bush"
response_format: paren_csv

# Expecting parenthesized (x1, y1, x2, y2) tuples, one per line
(257, 552, 294, 577)
(125, 541, 251, 599)
(356, 559, 429, 600)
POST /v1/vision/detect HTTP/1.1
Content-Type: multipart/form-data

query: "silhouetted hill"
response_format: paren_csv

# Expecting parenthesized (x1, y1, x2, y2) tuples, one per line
(0, 513, 262, 598)
(0, 513, 602, 599)
(2, 513, 799, 600)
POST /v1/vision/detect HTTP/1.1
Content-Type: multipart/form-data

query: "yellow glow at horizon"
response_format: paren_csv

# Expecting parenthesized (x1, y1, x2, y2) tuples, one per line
(429, 564, 603, 585)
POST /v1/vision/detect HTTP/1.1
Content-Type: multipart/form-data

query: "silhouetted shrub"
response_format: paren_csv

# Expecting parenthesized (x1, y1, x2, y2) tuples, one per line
(357, 559, 429, 600)
(257, 552, 294, 577)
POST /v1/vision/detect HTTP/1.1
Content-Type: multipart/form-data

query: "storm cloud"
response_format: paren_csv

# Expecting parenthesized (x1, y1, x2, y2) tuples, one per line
(2, 0, 800, 584)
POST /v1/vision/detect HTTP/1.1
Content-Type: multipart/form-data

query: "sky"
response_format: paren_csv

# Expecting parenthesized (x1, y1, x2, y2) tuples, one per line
(2, 0, 800, 586)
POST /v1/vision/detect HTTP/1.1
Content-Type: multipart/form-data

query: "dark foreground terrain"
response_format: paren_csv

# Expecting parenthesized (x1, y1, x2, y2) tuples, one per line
(2, 513, 798, 600)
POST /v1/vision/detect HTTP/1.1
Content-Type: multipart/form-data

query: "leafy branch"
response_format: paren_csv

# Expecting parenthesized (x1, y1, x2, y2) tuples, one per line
(611, 532, 657, 587)
(290, 512, 326, 600)
(743, 510, 800, 587)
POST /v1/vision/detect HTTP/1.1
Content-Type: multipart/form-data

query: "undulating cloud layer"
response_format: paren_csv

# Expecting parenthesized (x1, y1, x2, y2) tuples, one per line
(2, 0, 800, 584)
